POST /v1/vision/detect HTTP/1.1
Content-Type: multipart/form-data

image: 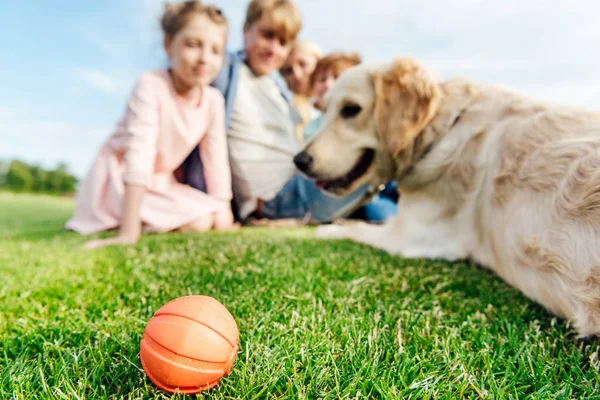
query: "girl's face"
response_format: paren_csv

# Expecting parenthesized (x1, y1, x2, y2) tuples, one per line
(164, 13, 226, 89)
(281, 49, 319, 95)
(311, 69, 336, 110)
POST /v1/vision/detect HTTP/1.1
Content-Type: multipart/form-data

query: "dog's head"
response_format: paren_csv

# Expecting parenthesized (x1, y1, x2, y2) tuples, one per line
(294, 58, 441, 196)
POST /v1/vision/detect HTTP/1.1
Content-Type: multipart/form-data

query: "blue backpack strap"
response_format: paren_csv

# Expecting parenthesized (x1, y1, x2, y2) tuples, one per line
(183, 52, 241, 193)
(214, 51, 300, 126)
(212, 51, 244, 128)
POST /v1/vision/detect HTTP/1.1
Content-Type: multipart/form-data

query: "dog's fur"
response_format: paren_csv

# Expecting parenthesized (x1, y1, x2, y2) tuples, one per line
(301, 57, 600, 338)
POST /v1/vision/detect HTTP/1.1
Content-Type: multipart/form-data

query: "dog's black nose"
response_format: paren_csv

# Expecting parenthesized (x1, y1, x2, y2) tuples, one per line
(293, 151, 313, 174)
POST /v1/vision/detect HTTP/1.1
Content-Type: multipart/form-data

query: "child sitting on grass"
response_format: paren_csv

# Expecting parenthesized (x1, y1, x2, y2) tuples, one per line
(66, 1, 237, 248)
(303, 52, 362, 141)
(280, 40, 323, 143)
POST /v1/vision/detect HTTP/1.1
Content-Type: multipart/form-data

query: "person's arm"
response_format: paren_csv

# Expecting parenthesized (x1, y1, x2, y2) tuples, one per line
(85, 184, 144, 249)
(114, 184, 145, 240)
(199, 93, 233, 202)
(85, 74, 158, 249)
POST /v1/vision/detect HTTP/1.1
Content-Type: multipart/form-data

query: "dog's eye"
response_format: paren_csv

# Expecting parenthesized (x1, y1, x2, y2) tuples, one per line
(340, 103, 362, 119)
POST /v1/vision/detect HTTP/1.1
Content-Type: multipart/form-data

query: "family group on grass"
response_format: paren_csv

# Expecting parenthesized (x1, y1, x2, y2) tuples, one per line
(67, 0, 399, 249)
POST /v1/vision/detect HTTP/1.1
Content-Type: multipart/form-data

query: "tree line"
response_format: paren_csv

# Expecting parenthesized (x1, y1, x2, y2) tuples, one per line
(0, 160, 78, 195)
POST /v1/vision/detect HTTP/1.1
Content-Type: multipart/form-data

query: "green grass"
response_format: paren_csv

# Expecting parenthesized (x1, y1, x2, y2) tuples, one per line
(0, 192, 598, 399)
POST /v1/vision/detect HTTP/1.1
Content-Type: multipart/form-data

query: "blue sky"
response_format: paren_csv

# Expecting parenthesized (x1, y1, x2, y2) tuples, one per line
(3, 0, 600, 177)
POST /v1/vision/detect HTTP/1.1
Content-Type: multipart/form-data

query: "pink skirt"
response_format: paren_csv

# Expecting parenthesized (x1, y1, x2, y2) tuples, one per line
(66, 146, 228, 235)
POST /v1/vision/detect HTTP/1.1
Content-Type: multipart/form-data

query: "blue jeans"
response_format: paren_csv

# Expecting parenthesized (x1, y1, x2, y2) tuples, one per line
(353, 181, 399, 222)
(260, 174, 372, 223)
(181, 151, 398, 223)
(359, 193, 398, 222)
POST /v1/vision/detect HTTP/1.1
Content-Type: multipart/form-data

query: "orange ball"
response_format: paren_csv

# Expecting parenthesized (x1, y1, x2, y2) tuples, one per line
(139, 295, 239, 394)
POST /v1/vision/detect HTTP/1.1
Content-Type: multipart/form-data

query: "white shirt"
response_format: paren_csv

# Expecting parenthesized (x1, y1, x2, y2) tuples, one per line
(227, 64, 300, 219)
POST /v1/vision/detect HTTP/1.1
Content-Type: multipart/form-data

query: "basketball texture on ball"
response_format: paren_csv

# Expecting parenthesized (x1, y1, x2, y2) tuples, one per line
(140, 295, 239, 394)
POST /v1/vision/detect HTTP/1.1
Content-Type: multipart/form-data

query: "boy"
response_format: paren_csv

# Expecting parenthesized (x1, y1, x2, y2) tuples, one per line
(184, 0, 374, 223)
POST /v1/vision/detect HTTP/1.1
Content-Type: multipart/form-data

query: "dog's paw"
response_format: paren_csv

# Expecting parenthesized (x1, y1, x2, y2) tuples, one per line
(315, 225, 351, 240)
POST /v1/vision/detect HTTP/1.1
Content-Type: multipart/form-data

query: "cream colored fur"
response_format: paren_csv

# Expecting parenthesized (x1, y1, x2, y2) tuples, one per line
(305, 57, 600, 338)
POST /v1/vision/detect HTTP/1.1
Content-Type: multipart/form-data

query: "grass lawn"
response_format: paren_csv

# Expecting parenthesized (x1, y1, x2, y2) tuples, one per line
(1, 192, 598, 399)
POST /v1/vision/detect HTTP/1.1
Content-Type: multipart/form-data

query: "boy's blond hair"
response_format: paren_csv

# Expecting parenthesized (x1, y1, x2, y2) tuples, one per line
(245, 0, 302, 42)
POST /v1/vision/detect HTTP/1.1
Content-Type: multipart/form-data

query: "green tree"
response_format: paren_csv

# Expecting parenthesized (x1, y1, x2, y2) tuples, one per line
(0, 160, 8, 186)
(47, 163, 77, 194)
(29, 164, 48, 192)
(5, 160, 34, 191)
(1, 160, 78, 194)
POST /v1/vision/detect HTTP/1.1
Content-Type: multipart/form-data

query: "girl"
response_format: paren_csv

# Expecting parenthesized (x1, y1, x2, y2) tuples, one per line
(66, 1, 236, 249)
(303, 52, 399, 223)
(303, 52, 362, 141)
(280, 40, 323, 143)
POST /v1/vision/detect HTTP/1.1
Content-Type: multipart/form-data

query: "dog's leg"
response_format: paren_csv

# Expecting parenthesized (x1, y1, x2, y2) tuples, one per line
(316, 220, 401, 254)
(316, 214, 469, 260)
(317, 201, 471, 261)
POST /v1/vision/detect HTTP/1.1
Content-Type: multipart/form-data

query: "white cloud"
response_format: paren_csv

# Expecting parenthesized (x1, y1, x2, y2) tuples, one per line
(73, 24, 129, 61)
(295, 0, 600, 108)
(72, 68, 124, 95)
(8, 0, 600, 180)
(68, 20, 152, 98)
(0, 106, 110, 176)
(138, 0, 600, 108)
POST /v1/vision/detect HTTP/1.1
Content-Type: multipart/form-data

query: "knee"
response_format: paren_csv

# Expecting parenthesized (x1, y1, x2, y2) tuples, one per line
(180, 209, 235, 233)
(180, 216, 213, 233)
(213, 209, 235, 231)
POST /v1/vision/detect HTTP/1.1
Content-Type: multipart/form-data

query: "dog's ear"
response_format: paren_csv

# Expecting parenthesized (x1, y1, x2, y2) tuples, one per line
(372, 58, 442, 156)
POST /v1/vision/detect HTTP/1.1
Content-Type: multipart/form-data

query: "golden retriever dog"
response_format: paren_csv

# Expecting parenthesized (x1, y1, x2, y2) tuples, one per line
(293, 57, 600, 339)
